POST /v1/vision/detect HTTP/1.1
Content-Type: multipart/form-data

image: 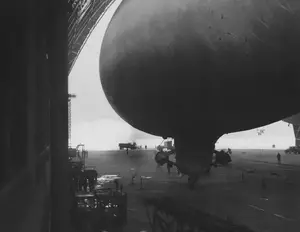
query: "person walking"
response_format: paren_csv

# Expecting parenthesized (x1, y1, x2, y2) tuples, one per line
(277, 152, 281, 164)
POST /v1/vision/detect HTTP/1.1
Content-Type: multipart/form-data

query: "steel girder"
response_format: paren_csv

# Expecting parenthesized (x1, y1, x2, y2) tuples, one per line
(68, 0, 116, 74)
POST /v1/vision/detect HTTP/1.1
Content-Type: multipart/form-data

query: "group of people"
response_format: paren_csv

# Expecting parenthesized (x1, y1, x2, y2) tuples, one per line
(155, 150, 181, 175)
(155, 148, 234, 179)
(71, 168, 98, 192)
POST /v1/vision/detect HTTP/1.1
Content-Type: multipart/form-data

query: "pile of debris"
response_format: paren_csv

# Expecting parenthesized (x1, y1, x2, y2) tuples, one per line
(68, 145, 127, 231)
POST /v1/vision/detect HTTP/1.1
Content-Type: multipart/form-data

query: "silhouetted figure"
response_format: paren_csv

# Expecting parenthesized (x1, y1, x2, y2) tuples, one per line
(126, 148, 129, 155)
(145, 145, 147, 149)
(277, 153, 281, 164)
(177, 167, 181, 176)
(130, 168, 137, 184)
(241, 172, 245, 182)
(114, 179, 119, 190)
(81, 170, 97, 191)
(167, 161, 173, 175)
(88, 177, 94, 191)
(78, 175, 86, 191)
(83, 178, 88, 192)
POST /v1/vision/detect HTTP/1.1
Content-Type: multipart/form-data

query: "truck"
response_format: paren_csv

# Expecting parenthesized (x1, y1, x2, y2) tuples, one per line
(119, 142, 137, 150)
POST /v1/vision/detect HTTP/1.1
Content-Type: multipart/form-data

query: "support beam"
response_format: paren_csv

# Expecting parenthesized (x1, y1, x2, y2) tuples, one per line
(292, 125, 300, 146)
(48, 0, 71, 231)
(68, 94, 76, 147)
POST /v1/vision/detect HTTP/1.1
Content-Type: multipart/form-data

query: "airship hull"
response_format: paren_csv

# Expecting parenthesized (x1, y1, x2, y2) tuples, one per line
(100, 0, 300, 175)
(100, 0, 300, 138)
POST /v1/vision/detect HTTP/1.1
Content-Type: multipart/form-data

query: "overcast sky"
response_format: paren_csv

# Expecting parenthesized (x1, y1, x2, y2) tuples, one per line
(69, 0, 295, 150)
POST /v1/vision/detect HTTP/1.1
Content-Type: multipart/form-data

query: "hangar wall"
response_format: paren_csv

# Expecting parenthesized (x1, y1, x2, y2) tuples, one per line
(0, 0, 118, 231)
(0, 0, 70, 231)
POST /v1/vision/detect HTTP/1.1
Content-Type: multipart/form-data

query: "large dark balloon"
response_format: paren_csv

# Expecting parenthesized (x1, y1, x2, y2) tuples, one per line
(100, 0, 300, 175)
